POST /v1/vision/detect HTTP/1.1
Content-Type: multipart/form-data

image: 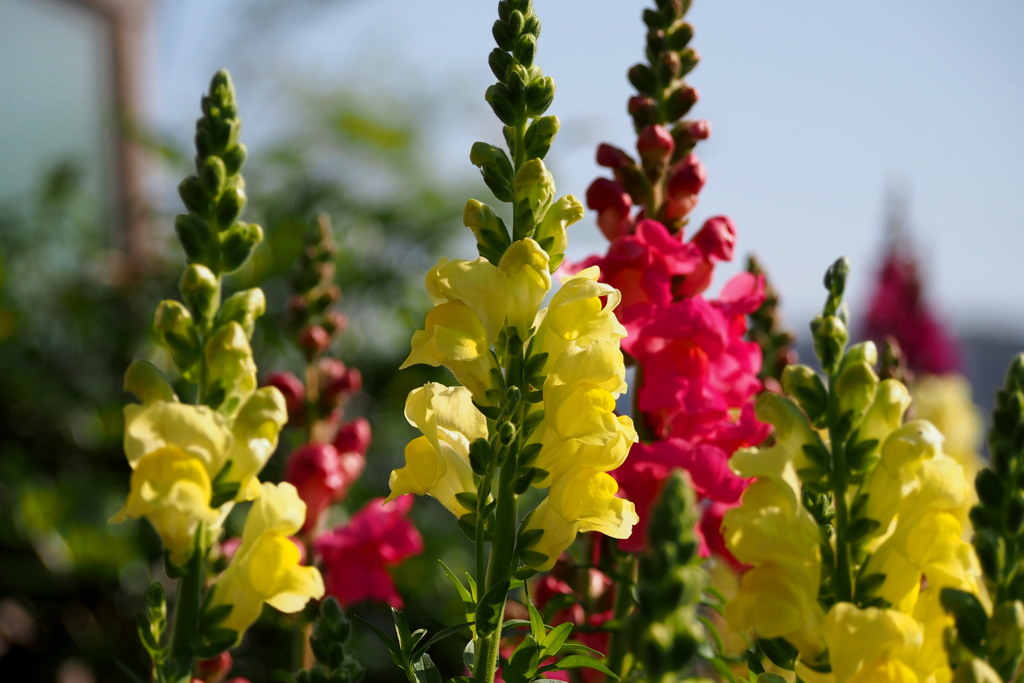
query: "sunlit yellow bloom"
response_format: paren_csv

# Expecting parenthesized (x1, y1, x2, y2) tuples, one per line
(404, 240, 553, 401)
(725, 562, 826, 656)
(123, 400, 232, 473)
(387, 383, 487, 518)
(911, 373, 984, 523)
(822, 603, 924, 683)
(531, 414, 635, 488)
(535, 195, 583, 269)
(209, 482, 324, 642)
(533, 267, 626, 359)
(222, 386, 288, 501)
(521, 466, 638, 571)
(859, 377, 912, 447)
(498, 238, 550, 336)
(111, 446, 220, 565)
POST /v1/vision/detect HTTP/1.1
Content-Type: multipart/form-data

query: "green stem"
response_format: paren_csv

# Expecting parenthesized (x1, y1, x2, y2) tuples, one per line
(605, 551, 637, 677)
(166, 532, 205, 682)
(827, 378, 853, 604)
(475, 451, 520, 683)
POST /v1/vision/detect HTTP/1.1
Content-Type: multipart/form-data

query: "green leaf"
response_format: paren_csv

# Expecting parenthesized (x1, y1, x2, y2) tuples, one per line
(547, 655, 618, 679)
(476, 580, 511, 635)
(354, 615, 401, 663)
(411, 652, 443, 683)
(940, 587, 989, 657)
(411, 621, 473, 660)
(542, 622, 573, 657)
(528, 600, 546, 643)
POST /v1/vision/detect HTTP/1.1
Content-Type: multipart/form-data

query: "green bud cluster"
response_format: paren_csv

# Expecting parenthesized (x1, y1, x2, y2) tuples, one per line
(467, 0, 575, 270)
(175, 70, 263, 276)
(630, 471, 707, 682)
(151, 70, 266, 410)
(295, 598, 364, 683)
(628, 0, 701, 145)
(943, 355, 1024, 679)
(745, 255, 796, 385)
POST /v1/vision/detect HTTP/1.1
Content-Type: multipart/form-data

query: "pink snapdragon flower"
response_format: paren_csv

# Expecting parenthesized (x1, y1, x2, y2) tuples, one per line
(314, 495, 423, 608)
(284, 442, 366, 534)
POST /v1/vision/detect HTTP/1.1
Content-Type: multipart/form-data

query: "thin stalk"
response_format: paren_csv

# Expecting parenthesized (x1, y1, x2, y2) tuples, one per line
(474, 451, 520, 683)
(605, 552, 638, 677)
(167, 531, 205, 681)
(827, 376, 853, 604)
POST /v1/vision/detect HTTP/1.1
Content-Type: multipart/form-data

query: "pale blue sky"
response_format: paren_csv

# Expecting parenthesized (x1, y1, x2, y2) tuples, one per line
(152, 0, 1024, 337)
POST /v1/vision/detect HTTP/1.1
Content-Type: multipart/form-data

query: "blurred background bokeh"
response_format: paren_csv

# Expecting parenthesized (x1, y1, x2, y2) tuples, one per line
(1, 0, 1022, 680)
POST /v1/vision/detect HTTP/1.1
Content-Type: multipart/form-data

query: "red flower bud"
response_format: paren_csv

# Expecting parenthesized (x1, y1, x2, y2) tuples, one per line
(333, 417, 372, 456)
(691, 215, 736, 262)
(586, 178, 634, 241)
(687, 119, 711, 141)
(263, 371, 305, 424)
(323, 310, 348, 336)
(595, 143, 634, 170)
(298, 325, 331, 358)
(196, 652, 232, 683)
(627, 96, 658, 128)
(636, 124, 675, 164)
(666, 154, 706, 198)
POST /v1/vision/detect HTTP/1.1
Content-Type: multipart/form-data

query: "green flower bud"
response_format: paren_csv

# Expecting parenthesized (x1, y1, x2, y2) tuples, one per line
(513, 33, 536, 67)
(203, 321, 257, 415)
(843, 341, 878, 367)
(123, 360, 177, 405)
(179, 263, 220, 327)
(513, 158, 555, 215)
(834, 360, 879, 424)
(217, 288, 265, 339)
(523, 115, 558, 160)
(811, 314, 848, 375)
(488, 47, 513, 80)
(220, 222, 263, 273)
(535, 194, 582, 271)
(485, 83, 517, 126)
(178, 175, 210, 215)
(463, 199, 511, 264)
(154, 300, 200, 373)
(628, 63, 657, 97)
(975, 468, 1005, 509)
(175, 213, 214, 265)
(200, 156, 227, 196)
(221, 142, 247, 175)
(470, 142, 515, 203)
(667, 22, 694, 50)
(524, 75, 554, 117)
(215, 185, 246, 231)
(988, 601, 1024, 677)
(781, 364, 828, 424)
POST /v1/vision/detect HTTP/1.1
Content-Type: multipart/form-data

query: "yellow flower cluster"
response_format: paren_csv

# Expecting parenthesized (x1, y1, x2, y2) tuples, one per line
(391, 233, 638, 570)
(724, 349, 983, 682)
(113, 346, 323, 640)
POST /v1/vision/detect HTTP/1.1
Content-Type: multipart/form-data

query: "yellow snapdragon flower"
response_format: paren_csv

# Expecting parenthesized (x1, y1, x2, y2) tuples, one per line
(116, 370, 288, 562)
(520, 466, 638, 571)
(387, 382, 488, 518)
(116, 400, 232, 564)
(208, 482, 324, 643)
(403, 239, 552, 400)
(112, 445, 221, 565)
